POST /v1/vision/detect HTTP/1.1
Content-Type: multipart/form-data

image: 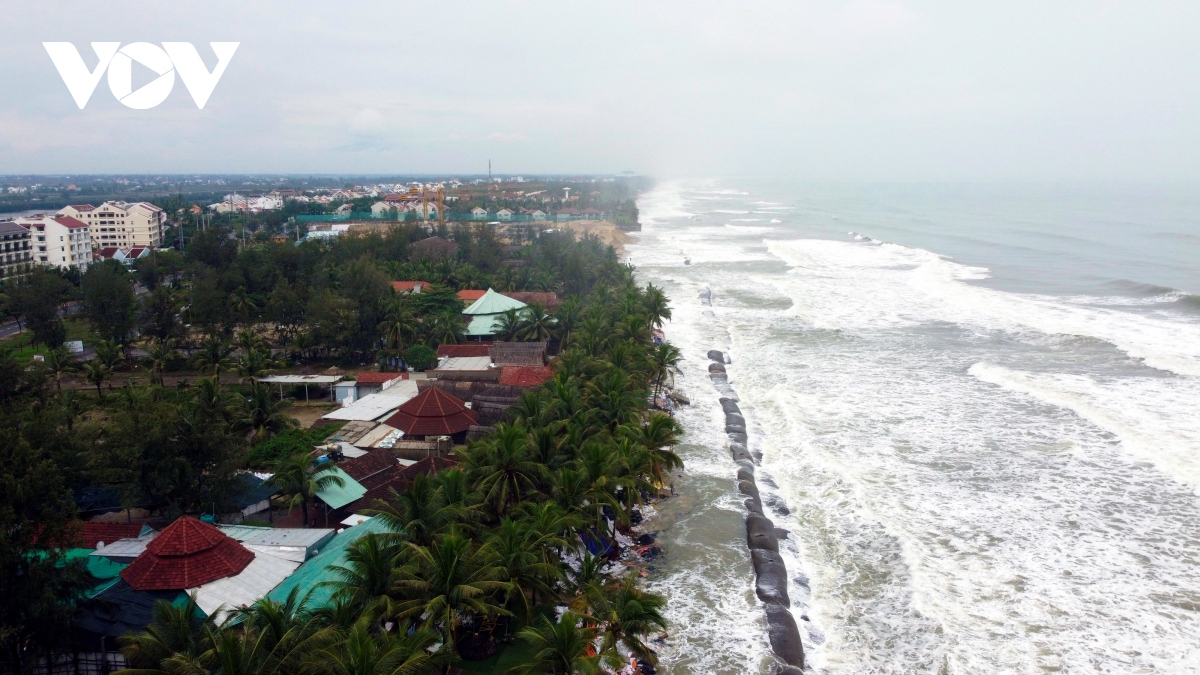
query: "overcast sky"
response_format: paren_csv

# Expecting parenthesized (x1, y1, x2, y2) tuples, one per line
(3, 1, 1199, 180)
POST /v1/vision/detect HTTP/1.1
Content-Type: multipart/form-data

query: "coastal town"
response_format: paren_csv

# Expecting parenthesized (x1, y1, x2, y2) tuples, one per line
(0, 175, 687, 675)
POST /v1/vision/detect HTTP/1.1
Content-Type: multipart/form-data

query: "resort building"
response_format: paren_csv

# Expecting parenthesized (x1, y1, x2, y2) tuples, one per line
(12, 214, 92, 271)
(461, 288, 528, 338)
(0, 221, 34, 281)
(58, 201, 165, 249)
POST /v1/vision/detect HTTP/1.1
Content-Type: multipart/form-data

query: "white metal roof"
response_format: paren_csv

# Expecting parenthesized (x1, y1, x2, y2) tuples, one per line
(321, 380, 419, 421)
(354, 423, 400, 448)
(90, 534, 156, 559)
(340, 514, 374, 527)
(189, 548, 301, 622)
(435, 356, 493, 371)
(259, 375, 343, 384)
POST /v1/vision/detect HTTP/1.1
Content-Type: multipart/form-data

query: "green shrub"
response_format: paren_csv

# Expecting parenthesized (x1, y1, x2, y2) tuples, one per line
(405, 344, 437, 371)
(247, 424, 343, 469)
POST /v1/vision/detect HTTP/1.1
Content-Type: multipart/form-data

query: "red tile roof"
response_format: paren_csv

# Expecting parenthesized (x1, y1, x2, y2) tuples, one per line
(52, 215, 90, 230)
(402, 455, 458, 480)
(94, 247, 122, 259)
(457, 289, 487, 303)
(498, 366, 555, 387)
(121, 517, 254, 591)
(436, 343, 492, 358)
(339, 447, 397, 483)
(392, 281, 431, 292)
(67, 204, 95, 211)
(383, 388, 477, 437)
(355, 372, 405, 384)
(37, 521, 143, 549)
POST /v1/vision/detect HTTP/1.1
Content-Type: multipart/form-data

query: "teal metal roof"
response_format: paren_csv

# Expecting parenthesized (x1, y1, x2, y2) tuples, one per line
(466, 314, 504, 336)
(264, 518, 392, 609)
(315, 466, 367, 510)
(462, 288, 527, 316)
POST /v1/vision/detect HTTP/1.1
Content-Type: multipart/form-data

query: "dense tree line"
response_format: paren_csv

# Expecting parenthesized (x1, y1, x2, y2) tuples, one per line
(0, 222, 684, 674)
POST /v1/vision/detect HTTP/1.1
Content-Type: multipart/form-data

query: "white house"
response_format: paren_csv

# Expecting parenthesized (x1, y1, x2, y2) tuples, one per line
(13, 215, 93, 272)
(335, 203, 354, 216)
(371, 201, 401, 217)
(471, 207, 488, 220)
(530, 209, 547, 220)
(496, 208, 514, 221)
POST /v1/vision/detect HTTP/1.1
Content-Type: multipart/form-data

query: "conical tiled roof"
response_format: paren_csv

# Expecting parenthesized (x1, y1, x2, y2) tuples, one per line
(121, 517, 254, 591)
(383, 388, 477, 437)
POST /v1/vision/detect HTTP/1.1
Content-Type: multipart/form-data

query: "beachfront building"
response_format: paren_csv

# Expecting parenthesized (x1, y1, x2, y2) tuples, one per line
(13, 214, 92, 272)
(58, 201, 165, 249)
(461, 288, 528, 338)
(0, 221, 34, 281)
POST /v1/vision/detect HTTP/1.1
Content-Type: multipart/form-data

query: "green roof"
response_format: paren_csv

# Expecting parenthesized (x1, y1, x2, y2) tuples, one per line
(315, 466, 367, 510)
(462, 288, 527, 316)
(60, 548, 127, 598)
(264, 518, 392, 609)
(466, 314, 504, 336)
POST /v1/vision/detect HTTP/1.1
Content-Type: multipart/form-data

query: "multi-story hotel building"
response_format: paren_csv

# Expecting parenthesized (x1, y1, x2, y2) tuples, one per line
(13, 215, 93, 272)
(58, 201, 165, 249)
(0, 221, 34, 282)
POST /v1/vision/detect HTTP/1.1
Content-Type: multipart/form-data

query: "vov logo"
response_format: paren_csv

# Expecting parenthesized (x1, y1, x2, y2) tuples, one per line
(43, 42, 239, 110)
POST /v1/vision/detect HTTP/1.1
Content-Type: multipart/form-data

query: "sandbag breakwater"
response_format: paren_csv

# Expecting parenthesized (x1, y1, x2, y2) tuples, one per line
(701, 291, 805, 673)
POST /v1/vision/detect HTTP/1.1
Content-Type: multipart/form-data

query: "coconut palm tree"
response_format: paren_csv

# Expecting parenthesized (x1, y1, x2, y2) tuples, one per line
(120, 594, 212, 669)
(323, 532, 404, 617)
(43, 345, 75, 391)
(511, 612, 602, 675)
(649, 342, 681, 399)
(239, 380, 297, 443)
(194, 334, 235, 377)
(552, 297, 582, 349)
(585, 575, 668, 667)
(95, 339, 124, 371)
(621, 413, 684, 485)
(421, 309, 464, 346)
(142, 337, 177, 387)
(643, 283, 671, 328)
(487, 518, 559, 618)
(370, 472, 458, 548)
(465, 423, 544, 517)
(268, 450, 345, 528)
(237, 347, 280, 382)
(80, 359, 111, 398)
(309, 620, 439, 675)
(518, 303, 555, 342)
(389, 531, 512, 654)
(378, 294, 418, 358)
(493, 308, 524, 342)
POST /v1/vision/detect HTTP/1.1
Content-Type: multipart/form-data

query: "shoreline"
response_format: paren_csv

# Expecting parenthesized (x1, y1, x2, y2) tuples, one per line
(701, 287, 805, 674)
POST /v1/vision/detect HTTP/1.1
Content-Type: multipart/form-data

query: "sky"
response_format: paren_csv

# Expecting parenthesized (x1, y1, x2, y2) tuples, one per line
(2, 1, 1200, 180)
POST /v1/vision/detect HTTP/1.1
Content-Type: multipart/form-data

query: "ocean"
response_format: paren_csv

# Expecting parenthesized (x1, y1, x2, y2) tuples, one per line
(629, 180, 1200, 674)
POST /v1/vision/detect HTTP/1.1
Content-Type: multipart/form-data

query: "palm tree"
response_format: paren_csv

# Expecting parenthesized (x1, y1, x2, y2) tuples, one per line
(268, 450, 345, 528)
(422, 309, 464, 346)
(487, 518, 559, 618)
(389, 531, 512, 654)
(378, 294, 418, 358)
(237, 347, 280, 382)
(465, 423, 543, 517)
(120, 594, 211, 669)
(621, 413, 684, 484)
(369, 472, 458, 548)
(585, 575, 668, 667)
(236, 328, 267, 354)
(239, 380, 298, 443)
(228, 286, 259, 328)
(142, 337, 177, 387)
(43, 345, 74, 391)
(518, 303, 555, 342)
(649, 342, 681, 399)
(309, 620, 439, 675)
(194, 334, 235, 377)
(511, 612, 602, 675)
(323, 532, 403, 616)
(493, 308, 524, 342)
(95, 339, 124, 371)
(80, 359, 110, 398)
(552, 298, 582, 350)
(643, 283, 672, 328)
